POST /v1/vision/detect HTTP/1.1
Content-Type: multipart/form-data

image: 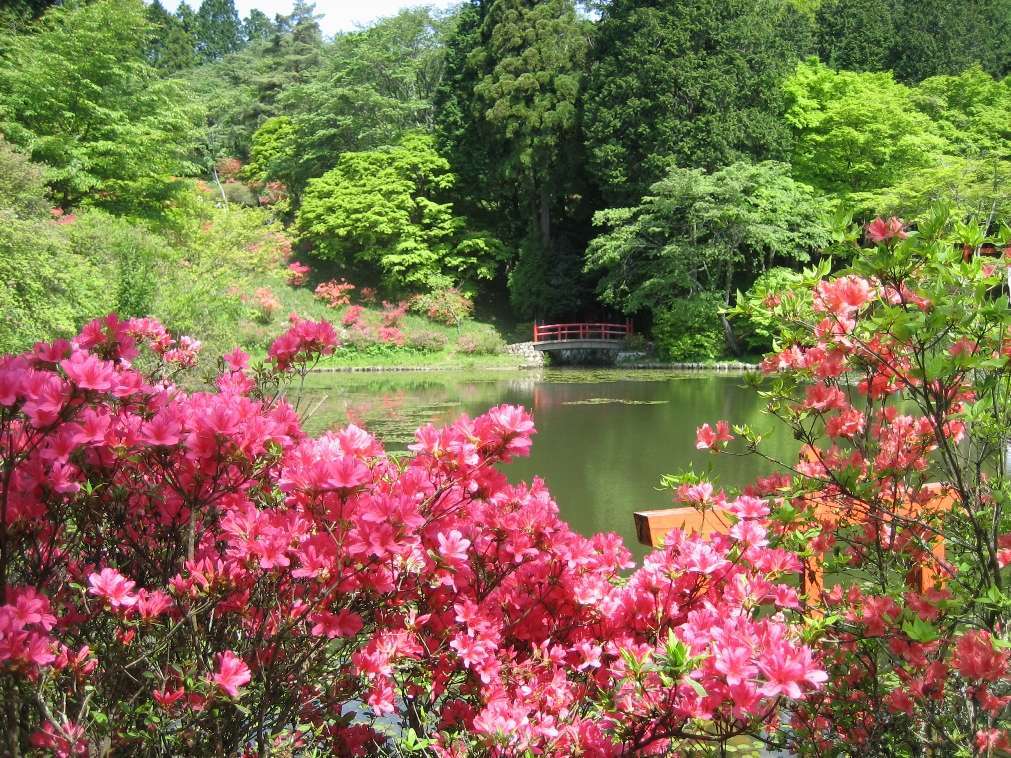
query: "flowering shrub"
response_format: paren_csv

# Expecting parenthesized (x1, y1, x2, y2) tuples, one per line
(410, 289, 474, 326)
(342, 304, 365, 327)
(381, 299, 409, 327)
(377, 325, 406, 346)
(720, 209, 1011, 754)
(252, 286, 281, 323)
(0, 313, 824, 755)
(406, 328, 449, 352)
(314, 279, 355, 308)
(214, 156, 243, 180)
(286, 261, 311, 286)
(457, 328, 505, 355)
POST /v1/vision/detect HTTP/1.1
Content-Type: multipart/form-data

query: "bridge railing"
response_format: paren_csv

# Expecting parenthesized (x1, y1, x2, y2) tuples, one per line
(533, 320, 633, 343)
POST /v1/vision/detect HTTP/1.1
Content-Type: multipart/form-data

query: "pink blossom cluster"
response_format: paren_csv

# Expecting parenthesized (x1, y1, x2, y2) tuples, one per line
(252, 286, 281, 323)
(266, 316, 338, 370)
(734, 218, 1011, 751)
(286, 261, 311, 286)
(314, 279, 355, 308)
(381, 300, 408, 327)
(0, 314, 826, 755)
(342, 304, 365, 327)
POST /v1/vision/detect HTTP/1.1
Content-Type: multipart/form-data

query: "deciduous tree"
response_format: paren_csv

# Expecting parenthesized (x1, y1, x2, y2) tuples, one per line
(0, 0, 200, 211)
(296, 133, 505, 292)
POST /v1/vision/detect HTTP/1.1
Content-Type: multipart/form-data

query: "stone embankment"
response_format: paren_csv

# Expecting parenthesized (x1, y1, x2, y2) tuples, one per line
(504, 341, 546, 367)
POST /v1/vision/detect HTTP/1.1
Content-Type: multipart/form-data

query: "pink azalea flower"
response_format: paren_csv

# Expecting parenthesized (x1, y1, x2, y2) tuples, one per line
(437, 530, 471, 564)
(696, 420, 732, 449)
(87, 568, 138, 608)
(866, 216, 908, 244)
(210, 651, 251, 697)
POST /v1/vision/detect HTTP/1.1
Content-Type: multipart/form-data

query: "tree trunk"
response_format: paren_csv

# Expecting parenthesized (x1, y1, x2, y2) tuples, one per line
(538, 183, 551, 252)
(721, 261, 741, 356)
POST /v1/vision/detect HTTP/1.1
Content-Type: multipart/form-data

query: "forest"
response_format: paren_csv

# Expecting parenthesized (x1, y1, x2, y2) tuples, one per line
(1, 0, 1010, 363)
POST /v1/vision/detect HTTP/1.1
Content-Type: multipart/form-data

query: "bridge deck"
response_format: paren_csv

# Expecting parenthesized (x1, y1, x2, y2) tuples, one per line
(532, 339, 624, 351)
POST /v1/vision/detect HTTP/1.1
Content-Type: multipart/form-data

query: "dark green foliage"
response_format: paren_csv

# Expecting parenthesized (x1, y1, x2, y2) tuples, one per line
(435, 2, 515, 234)
(583, 0, 811, 203)
(436, 0, 594, 318)
(195, 0, 243, 62)
(888, 0, 1011, 83)
(508, 238, 595, 320)
(146, 0, 197, 71)
(815, 0, 895, 72)
(653, 293, 726, 362)
(0, 0, 200, 210)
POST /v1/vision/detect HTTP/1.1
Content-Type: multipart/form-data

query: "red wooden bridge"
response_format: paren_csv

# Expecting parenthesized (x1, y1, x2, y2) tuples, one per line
(532, 320, 633, 352)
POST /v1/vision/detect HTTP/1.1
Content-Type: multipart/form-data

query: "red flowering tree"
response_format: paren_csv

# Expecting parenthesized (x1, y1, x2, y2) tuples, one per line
(715, 207, 1011, 754)
(0, 313, 824, 755)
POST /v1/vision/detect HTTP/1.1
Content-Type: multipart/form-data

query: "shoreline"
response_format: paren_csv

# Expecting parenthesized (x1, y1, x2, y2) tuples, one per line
(307, 360, 760, 374)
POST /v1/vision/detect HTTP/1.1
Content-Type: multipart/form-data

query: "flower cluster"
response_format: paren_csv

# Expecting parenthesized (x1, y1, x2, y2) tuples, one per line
(286, 261, 311, 286)
(266, 316, 338, 370)
(314, 279, 355, 308)
(252, 286, 281, 322)
(0, 314, 824, 755)
(731, 214, 1011, 754)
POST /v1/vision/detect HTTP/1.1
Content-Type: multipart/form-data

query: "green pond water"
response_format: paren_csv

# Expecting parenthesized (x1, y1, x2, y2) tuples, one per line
(297, 368, 797, 557)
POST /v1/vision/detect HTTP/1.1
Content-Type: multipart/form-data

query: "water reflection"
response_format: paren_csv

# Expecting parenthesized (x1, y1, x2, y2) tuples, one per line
(298, 369, 796, 557)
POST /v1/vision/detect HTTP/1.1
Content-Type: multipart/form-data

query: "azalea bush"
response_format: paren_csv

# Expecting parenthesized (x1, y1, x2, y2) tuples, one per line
(0, 314, 826, 755)
(714, 208, 1011, 754)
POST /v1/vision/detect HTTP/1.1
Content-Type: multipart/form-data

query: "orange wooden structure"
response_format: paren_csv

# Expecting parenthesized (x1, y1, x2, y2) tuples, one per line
(634, 485, 955, 599)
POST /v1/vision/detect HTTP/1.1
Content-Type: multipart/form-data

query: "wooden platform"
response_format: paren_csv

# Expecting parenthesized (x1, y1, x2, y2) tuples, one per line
(634, 485, 955, 597)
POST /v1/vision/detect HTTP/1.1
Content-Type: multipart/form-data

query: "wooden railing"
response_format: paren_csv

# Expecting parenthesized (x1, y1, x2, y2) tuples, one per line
(634, 485, 954, 598)
(533, 320, 633, 343)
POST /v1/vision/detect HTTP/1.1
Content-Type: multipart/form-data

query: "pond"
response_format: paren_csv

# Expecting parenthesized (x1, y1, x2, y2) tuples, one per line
(297, 368, 797, 558)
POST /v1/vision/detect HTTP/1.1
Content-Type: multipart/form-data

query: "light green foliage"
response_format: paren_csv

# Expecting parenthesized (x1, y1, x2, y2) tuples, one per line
(277, 8, 450, 196)
(586, 161, 832, 316)
(732, 265, 817, 352)
(0, 211, 114, 353)
(65, 210, 170, 319)
(246, 116, 299, 187)
(786, 61, 1011, 219)
(653, 293, 727, 362)
(911, 67, 1011, 159)
(583, 0, 811, 203)
(296, 133, 505, 292)
(0, 137, 50, 219)
(0, 0, 200, 211)
(784, 59, 948, 196)
(869, 157, 1011, 226)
